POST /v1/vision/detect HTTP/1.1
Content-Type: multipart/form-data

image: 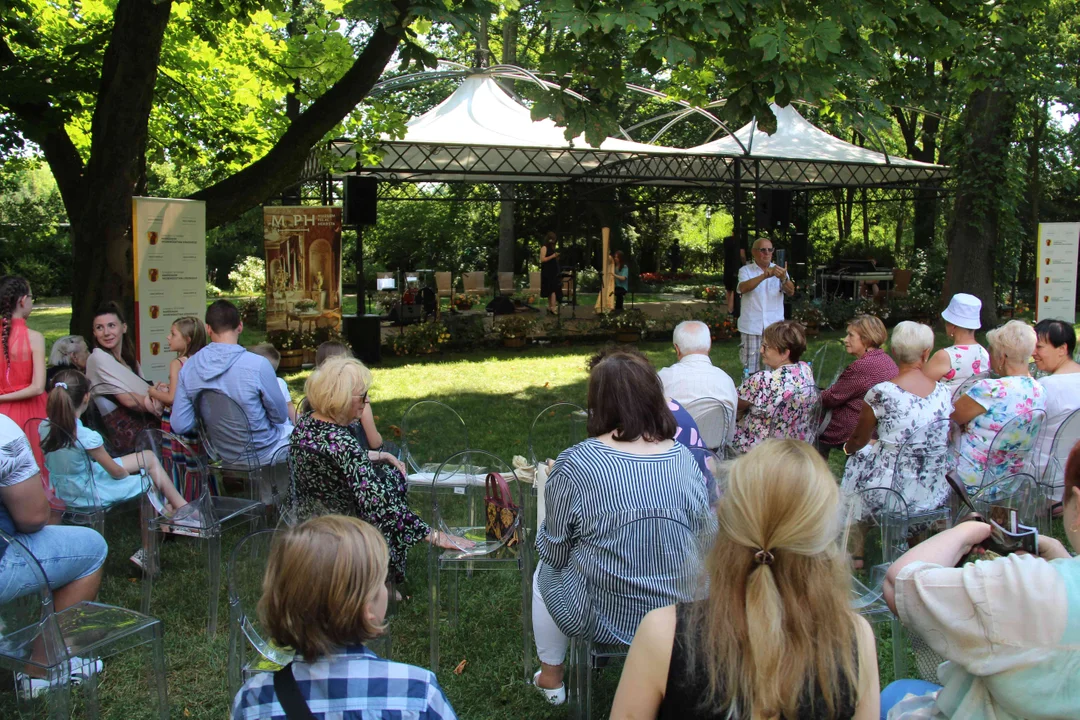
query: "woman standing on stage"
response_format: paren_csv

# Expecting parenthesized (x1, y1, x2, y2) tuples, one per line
(540, 231, 561, 316)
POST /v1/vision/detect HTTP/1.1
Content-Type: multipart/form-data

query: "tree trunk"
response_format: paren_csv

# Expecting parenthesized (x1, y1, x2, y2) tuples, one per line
(498, 184, 515, 272)
(1019, 101, 1047, 288)
(944, 86, 1017, 328)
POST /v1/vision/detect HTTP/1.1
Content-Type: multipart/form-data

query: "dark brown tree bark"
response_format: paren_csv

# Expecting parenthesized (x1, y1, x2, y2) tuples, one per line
(943, 86, 1017, 327)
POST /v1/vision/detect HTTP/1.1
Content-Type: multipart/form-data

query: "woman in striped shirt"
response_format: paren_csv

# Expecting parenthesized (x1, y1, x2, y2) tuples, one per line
(532, 349, 713, 705)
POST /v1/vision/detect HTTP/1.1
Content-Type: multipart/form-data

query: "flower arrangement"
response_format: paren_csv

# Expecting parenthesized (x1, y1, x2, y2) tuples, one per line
(511, 291, 537, 306)
(376, 292, 400, 314)
(855, 298, 889, 321)
(453, 293, 481, 311)
(600, 308, 650, 335)
(293, 299, 317, 313)
(496, 314, 534, 339)
(267, 329, 305, 352)
(390, 320, 451, 356)
(793, 300, 826, 328)
(697, 285, 725, 303)
(640, 271, 696, 284)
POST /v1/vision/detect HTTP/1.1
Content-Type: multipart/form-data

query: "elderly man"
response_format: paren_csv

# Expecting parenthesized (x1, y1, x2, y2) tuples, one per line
(737, 236, 794, 376)
(659, 321, 738, 448)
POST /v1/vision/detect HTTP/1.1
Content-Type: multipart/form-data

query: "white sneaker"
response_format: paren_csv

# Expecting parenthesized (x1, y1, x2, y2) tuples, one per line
(130, 548, 148, 572)
(16, 658, 101, 699)
(69, 656, 103, 679)
(532, 670, 566, 705)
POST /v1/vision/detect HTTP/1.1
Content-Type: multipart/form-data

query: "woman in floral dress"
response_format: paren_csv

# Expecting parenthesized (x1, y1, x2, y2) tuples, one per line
(841, 322, 952, 512)
(952, 320, 1046, 490)
(732, 320, 818, 454)
(923, 293, 990, 396)
(288, 356, 470, 582)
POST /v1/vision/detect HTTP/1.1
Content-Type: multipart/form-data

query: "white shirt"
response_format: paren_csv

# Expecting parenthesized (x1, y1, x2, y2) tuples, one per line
(658, 354, 738, 415)
(1034, 372, 1080, 492)
(737, 263, 785, 336)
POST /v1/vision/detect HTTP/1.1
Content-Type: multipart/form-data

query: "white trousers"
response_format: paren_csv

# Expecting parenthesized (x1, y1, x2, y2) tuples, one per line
(532, 567, 570, 666)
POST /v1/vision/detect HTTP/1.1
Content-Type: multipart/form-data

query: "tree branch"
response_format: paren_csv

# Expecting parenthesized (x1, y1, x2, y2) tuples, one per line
(191, 0, 412, 229)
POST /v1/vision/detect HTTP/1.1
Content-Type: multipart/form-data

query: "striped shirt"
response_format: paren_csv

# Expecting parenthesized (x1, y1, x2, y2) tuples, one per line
(536, 439, 713, 645)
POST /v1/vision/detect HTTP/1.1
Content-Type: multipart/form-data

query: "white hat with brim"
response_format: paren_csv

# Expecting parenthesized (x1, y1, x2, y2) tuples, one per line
(941, 293, 982, 330)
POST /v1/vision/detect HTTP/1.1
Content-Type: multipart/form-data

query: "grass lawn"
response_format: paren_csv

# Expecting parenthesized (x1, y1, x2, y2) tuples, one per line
(11, 302, 1065, 718)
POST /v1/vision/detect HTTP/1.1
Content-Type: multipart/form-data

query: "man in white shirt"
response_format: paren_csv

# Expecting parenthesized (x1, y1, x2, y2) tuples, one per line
(658, 321, 738, 448)
(737, 236, 794, 376)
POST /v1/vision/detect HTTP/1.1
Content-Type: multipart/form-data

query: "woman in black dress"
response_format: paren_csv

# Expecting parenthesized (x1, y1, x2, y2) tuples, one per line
(540, 231, 561, 315)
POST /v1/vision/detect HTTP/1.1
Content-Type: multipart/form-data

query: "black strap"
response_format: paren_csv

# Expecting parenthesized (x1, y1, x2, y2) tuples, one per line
(273, 663, 317, 720)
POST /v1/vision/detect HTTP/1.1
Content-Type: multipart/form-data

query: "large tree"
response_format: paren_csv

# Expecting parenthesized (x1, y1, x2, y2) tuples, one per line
(1, 0, 488, 335)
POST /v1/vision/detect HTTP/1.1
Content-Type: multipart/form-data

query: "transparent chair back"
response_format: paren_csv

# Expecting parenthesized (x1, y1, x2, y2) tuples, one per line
(195, 389, 260, 471)
(266, 444, 296, 526)
(892, 417, 956, 527)
(527, 402, 587, 467)
(682, 397, 732, 452)
(951, 371, 990, 404)
(978, 409, 1046, 491)
(958, 472, 1041, 531)
(22, 417, 63, 515)
(1036, 457, 1065, 536)
(841, 486, 909, 614)
(687, 446, 730, 505)
(780, 387, 821, 444)
(227, 528, 294, 696)
(136, 429, 218, 527)
(400, 400, 469, 476)
(808, 341, 845, 389)
(431, 450, 525, 559)
(35, 419, 106, 532)
(1040, 408, 1080, 501)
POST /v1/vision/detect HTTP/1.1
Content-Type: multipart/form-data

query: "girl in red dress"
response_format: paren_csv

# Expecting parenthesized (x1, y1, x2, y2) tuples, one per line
(0, 276, 49, 495)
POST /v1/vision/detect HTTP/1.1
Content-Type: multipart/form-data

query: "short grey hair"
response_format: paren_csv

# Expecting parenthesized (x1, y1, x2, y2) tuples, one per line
(889, 321, 934, 364)
(986, 320, 1036, 363)
(673, 321, 711, 355)
(48, 335, 88, 367)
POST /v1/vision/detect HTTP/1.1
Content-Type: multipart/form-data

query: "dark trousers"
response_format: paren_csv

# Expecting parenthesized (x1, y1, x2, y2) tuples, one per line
(614, 287, 626, 311)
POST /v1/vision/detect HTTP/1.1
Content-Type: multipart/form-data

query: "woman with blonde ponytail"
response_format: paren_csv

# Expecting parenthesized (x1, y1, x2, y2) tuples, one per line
(611, 439, 879, 720)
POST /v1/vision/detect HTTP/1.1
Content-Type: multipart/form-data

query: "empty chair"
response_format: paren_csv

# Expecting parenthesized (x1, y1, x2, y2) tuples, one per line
(0, 527, 169, 719)
(682, 396, 734, 453)
(434, 272, 453, 303)
(807, 340, 846, 389)
(400, 400, 469, 476)
(462, 271, 489, 297)
(527, 271, 542, 297)
(1037, 407, 1080, 502)
(497, 272, 515, 296)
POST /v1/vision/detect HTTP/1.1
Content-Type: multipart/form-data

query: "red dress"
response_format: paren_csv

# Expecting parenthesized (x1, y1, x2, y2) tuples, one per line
(0, 318, 50, 497)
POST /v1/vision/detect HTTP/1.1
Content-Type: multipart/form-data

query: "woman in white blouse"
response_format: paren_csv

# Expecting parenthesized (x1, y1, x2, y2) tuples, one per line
(1032, 319, 1080, 496)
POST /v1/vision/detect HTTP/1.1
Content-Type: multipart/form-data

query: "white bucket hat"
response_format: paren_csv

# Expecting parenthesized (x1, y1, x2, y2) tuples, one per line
(941, 293, 982, 330)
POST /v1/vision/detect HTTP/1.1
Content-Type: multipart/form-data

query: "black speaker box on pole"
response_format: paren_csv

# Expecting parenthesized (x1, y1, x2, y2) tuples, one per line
(755, 189, 792, 231)
(343, 314, 382, 365)
(343, 176, 378, 227)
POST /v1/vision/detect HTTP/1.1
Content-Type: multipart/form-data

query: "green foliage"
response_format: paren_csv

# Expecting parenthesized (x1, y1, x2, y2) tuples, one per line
(390, 319, 451, 356)
(227, 255, 266, 294)
(599, 308, 649, 333)
(441, 313, 487, 351)
(267, 328, 305, 351)
(495, 313, 534, 339)
(0, 160, 71, 295)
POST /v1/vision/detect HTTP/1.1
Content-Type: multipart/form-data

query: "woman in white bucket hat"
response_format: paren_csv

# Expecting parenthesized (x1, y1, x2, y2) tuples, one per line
(923, 293, 990, 394)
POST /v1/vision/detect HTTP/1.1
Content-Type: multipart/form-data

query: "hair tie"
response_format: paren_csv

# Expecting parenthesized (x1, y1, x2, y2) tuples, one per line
(753, 548, 775, 566)
(55, 381, 68, 390)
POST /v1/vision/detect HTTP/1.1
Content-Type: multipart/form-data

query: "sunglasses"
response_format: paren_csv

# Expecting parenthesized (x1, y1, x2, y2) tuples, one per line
(756, 247, 775, 254)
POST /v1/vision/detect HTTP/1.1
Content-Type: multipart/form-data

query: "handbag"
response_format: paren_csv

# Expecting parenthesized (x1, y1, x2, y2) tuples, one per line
(485, 472, 521, 546)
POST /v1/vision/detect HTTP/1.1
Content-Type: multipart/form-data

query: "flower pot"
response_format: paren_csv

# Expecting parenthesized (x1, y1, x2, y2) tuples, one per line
(805, 323, 820, 337)
(455, 303, 473, 312)
(502, 337, 526, 349)
(278, 349, 304, 372)
(616, 331, 641, 343)
(303, 348, 316, 365)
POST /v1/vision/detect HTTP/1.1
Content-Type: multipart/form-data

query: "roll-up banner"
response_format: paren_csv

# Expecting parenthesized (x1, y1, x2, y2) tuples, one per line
(263, 206, 343, 334)
(1036, 222, 1080, 323)
(132, 197, 207, 384)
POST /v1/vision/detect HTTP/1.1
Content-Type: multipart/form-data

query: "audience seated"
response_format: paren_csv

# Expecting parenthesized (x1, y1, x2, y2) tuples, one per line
(951, 320, 1045, 488)
(47, 335, 89, 387)
(289, 357, 467, 583)
(231, 515, 459, 720)
(170, 300, 290, 466)
(0, 413, 109, 697)
(248, 343, 297, 425)
(85, 301, 161, 452)
(657, 320, 738, 424)
(731, 320, 818, 454)
(841, 322, 952, 512)
(1032, 319, 1080, 489)
(922, 293, 989, 394)
(881, 441, 1080, 719)
(818, 315, 898, 456)
(532, 349, 711, 705)
(610, 439, 879, 720)
(307, 340, 391, 453)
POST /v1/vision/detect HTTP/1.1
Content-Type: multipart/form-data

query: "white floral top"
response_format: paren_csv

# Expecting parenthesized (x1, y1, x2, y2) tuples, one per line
(732, 361, 818, 453)
(955, 376, 1045, 488)
(939, 344, 990, 395)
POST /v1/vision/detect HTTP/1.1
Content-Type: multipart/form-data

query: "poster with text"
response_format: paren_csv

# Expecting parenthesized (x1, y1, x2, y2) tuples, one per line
(1036, 222, 1080, 323)
(263, 206, 343, 336)
(132, 197, 207, 384)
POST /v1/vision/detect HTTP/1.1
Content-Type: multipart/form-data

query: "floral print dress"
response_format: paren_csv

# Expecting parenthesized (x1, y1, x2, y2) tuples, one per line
(940, 344, 990, 396)
(840, 381, 953, 512)
(732, 361, 818, 454)
(956, 376, 1045, 489)
(290, 414, 430, 582)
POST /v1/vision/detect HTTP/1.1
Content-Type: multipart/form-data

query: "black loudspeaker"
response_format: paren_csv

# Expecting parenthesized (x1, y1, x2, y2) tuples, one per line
(343, 176, 378, 226)
(343, 314, 382, 365)
(755, 189, 792, 231)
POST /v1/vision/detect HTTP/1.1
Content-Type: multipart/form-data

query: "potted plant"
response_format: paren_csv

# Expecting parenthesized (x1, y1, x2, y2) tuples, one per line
(793, 300, 826, 336)
(267, 329, 305, 372)
(602, 309, 650, 343)
(293, 298, 318, 314)
(697, 285, 724, 304)
(906, 291, 939, 323)
(496, 315, 533, 348)
(390, 319, 451, 356)
(511, 290, 537, 307)
(239, 298, 262, 328)
(376, 292, 400, 316)
(453, 293, 481, 311)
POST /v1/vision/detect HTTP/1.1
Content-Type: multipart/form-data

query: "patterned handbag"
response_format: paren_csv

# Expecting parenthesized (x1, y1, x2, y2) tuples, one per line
(485, 472, 521, 546)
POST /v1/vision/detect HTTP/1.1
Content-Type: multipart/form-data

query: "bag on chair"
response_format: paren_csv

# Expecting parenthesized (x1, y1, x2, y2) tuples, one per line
(485, 472, 521, 546)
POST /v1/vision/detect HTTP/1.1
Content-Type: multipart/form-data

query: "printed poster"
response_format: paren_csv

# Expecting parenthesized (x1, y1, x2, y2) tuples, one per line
(263, 206, 343, 335)
(132, 197, 207, 384)
(1036, 222, 1080, 323)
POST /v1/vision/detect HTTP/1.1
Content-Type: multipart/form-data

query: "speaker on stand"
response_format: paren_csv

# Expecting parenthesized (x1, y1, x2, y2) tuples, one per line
(342, 175, 381, 362)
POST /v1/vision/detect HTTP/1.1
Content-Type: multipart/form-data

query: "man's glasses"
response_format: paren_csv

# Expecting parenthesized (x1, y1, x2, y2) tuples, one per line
(756, 247, 775, 254)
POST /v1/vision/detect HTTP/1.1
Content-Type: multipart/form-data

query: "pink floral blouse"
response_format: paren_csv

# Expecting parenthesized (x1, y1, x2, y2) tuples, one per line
(732, 361, 818, 454)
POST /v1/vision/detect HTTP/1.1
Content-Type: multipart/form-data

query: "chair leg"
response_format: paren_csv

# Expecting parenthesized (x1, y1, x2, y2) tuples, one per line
(227, 603, 242, 697)
(141, 527, 158, 616)
(207, 533, 222, 636)
(449, 565, 459, 628)
(149, 622, 170, 720)
(429, 549, 440, 674)
(519, 553, 533, 682)
(82, 661, 101, 718)
(891, 617, 910, 681)
(44, 663, 72, 720)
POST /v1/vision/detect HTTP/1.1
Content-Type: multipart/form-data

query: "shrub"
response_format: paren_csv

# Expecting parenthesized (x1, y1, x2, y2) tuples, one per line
(496, 314, 534, 339)
(228, 255, 266, 295)
(442, 313, 487, 351)
(206, 281, 223, 297)
(599, 308, 650, 333)
(391, 319, 450, 356)
(267, 329, 304, 351)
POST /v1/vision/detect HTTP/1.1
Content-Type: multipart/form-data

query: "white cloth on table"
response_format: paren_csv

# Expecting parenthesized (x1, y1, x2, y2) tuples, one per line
(735, 263, 785, 336)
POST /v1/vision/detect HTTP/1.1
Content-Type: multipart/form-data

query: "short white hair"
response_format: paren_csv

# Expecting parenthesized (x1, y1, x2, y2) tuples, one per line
(673, 321, 711, 354)
(48, 335, 88, 367)
(986, 320, 1036, 363)
(889, 321, 934, 364)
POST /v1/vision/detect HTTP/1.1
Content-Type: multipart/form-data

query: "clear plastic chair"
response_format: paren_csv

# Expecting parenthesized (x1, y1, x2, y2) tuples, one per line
(29, 419, 107, 535)
(400, 400, 469, 476)
(687, 446, 729, 505)
(808, 340, 845, 389)
(1037, 457, 1066, 536)
(784, 388, 822, 445)
(527, 403, 587, 467)
(951, 371, 990, 404)
(265, 444, 296, 528)
(89, 382, 158, 455)
(567, 510, 714, 720)
(892, 418, 956, 544)
(427, 450, 531, 680)
(138, 429, 266, 636)
(957, 472, 1041, 528)
(195, 389, 273, 503)
(0, 528, 169, 719)
(682, 397, 734, 453)
(976, 410, 1046, 492)
(226, 528, 294, 698)
(1038, 408, 1080, 502)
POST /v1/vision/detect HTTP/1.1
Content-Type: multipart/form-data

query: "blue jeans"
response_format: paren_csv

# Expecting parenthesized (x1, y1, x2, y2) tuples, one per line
(0, 525, 108, 603)
(880, 679, 941, 720)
